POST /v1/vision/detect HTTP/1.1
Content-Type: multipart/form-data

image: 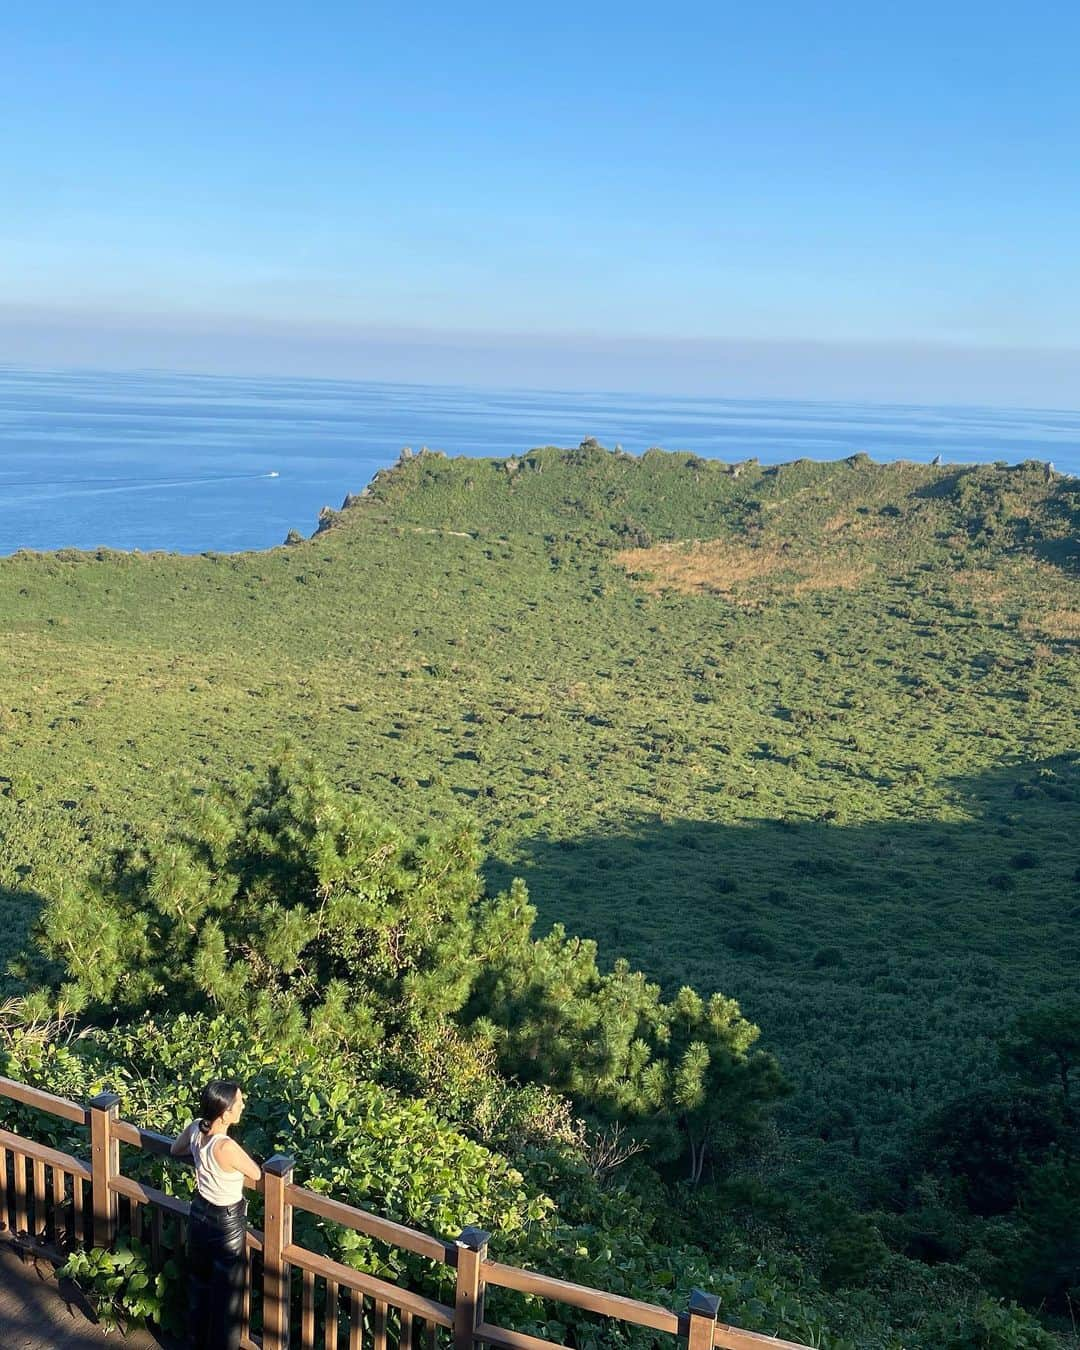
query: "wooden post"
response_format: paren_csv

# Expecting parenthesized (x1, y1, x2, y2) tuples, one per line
(453, 1226, 491, 1350)
(686, 1289, 720, 1350)
(262, 1154, 295, 1350)
(88, 1092, 120, 1249)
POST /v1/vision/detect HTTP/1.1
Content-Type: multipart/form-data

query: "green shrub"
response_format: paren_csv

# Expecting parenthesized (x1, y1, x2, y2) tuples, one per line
(919, 1297, 1059, 1350)
(59, 1240, 175, 1335)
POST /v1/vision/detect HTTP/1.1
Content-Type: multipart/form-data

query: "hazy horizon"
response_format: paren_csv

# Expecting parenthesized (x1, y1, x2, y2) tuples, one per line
(5, 310, 1080, 413)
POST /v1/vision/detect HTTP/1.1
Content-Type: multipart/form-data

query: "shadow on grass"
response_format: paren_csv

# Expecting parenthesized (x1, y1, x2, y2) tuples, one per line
(485, 755, 1079, 1165)
(486, 755, 1079, 985)
(0, 885, 51, 997)
(1032, 477, 1080, 573)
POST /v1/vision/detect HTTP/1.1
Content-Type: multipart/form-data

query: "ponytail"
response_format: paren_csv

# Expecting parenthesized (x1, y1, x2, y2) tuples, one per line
(197, 1079, 242, 1132)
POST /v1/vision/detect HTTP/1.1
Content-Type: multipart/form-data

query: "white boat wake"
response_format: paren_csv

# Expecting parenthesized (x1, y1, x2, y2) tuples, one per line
(0, 471, 281, 501)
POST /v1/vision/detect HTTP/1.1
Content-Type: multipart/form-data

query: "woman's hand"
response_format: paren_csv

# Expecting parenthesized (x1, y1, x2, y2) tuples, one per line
(170, 1120, 197, 1158)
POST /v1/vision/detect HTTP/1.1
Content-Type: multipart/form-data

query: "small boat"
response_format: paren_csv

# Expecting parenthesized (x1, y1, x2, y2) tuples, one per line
(268, 471, 280, 478)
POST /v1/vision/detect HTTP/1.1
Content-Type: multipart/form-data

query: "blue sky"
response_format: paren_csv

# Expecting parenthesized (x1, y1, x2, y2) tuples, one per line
(3, 1, 1079, 402)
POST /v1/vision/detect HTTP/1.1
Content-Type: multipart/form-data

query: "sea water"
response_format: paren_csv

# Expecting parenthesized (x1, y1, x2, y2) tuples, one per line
(0, 365, 1077, 556)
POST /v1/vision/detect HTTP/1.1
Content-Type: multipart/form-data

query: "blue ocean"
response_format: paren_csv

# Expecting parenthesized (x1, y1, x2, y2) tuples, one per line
(1, 365, 1077, 556)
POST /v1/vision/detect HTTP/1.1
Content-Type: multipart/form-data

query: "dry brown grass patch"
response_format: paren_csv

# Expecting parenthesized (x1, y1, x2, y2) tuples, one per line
(615, 539, 867, 598)
(821, 512, 896, 541)
(792, 564, 864, 593)
(1038, 608, 1080, 639)
(952, 570, 1009, 603)
(953, 560, 1068, 612)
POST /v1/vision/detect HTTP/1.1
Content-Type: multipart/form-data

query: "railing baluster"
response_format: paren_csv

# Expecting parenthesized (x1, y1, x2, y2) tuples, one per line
(0, 1144, 8, 1233)
(14, 1149, 27, 1236)
(32, 1157, 46, 1239)
(50, 1163, 64, 1245)
(241, 1234, 255, 1346)
(373, 1297, 387, 1350)
(326, 1280, 340, 1350)
(300, 1267, 315, 1348)
(400, 1308, 413, 1350)
(349, 1288, 363, 1350)
(72, 1172, 85, 1246)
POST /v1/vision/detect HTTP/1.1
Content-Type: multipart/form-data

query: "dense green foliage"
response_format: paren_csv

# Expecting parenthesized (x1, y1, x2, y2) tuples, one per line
(0, 446, 1077, 1344)
(0, 1004, 1059, 1350)
(59, 1241, 175, 1335)
(35, 758, 783, 1175)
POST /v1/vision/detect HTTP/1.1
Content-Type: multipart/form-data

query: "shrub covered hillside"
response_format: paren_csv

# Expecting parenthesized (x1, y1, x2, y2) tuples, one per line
(0, 446, 1077, 1344)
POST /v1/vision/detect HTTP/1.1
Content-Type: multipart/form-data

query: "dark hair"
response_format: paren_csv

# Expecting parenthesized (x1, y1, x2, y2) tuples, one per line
(197, 1080, 242, 1134)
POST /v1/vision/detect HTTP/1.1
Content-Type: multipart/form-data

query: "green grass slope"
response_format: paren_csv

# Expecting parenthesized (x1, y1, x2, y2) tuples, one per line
(0, 447, 1077, 1189)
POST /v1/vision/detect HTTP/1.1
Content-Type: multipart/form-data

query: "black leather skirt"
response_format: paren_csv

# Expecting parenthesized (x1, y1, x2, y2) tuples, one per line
(188, 1195, 248, 1349)
(189, 1194, 247, 1254)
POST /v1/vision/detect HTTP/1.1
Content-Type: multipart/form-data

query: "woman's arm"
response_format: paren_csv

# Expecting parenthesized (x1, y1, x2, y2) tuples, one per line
(218, 1135, 262, 1185)
(170, 1120, 196, 1158)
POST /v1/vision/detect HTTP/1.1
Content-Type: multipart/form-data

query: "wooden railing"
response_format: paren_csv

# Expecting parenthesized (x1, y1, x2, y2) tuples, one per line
(0, 1075, 810, 1350)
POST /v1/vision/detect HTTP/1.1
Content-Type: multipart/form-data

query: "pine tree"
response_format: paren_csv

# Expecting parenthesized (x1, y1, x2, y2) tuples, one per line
(37, 755, 786, 1172)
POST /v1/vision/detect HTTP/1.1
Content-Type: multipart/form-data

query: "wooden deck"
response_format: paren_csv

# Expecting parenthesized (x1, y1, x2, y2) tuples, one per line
(0, 1242, 169, 1349)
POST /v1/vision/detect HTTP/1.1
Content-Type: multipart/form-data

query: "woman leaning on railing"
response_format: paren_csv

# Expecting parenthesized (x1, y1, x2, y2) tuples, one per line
(171, 1080, 261, 1350)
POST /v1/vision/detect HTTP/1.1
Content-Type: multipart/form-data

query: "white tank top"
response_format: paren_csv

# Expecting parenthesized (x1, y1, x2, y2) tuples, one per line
(191, 1128, 246, 1205)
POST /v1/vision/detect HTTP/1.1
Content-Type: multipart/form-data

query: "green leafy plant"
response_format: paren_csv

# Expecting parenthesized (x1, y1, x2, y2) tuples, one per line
(59, 1241, 172, 1334)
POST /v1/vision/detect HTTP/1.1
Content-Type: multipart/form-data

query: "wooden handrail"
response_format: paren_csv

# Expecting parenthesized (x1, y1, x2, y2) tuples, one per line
(112, 1119, 182, 1154)
(109, 1174, 191, 1220)
(0, 1075, 89, 1126)
(483, 1259, 683, 1336)
(0, 1126, 92, 1180)
(285, 1181, 451, 1264)
(476, 1323, 568, 1350)
(714, 1328, 815, 1350)
(112, 1117, 264, 1194)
